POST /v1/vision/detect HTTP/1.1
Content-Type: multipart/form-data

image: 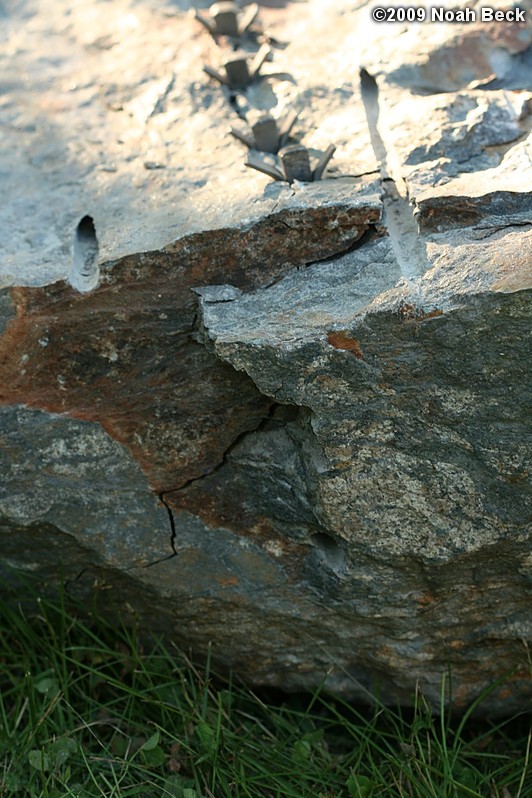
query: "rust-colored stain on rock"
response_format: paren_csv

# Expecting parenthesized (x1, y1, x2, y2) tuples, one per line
(327, 330, 364, 359)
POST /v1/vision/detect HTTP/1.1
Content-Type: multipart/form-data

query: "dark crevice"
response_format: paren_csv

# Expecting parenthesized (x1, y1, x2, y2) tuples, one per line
(303, 225, 380, 268)
(471, 220, 532, 239)
(277, 219, 298, 231)
(261, 227, 376, 283)
(261, 225, 373, 284)
(262, 273, 288, 288)
(143, 493, 178, 568)
(145, 404, 303, 567)
(64, 567, 88, 593)
(161, 401, 281, 500)
(342, 168, 381, 179)
(190, 308, 199, 335)
(228, 91, 244, 118)
(160, 492, 178, 555)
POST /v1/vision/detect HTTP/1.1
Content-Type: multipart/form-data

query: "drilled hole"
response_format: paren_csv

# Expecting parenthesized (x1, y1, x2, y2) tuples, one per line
(70, 215, 99, 293)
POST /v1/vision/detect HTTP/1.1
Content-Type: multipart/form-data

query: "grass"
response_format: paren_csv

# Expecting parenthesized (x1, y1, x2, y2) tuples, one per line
(0, 591, 530, 798)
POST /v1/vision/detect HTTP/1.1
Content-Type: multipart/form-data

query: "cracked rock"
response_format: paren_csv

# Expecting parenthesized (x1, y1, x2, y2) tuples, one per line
(0, 0, 531, 716)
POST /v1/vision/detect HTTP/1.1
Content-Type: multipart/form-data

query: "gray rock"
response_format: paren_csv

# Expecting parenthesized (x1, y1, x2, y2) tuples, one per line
(0, 0, 531, 715)
(0, 406, 171, 567)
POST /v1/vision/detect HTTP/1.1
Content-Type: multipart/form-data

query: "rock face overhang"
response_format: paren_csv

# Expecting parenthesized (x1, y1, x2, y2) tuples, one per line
(1, 0, 531, 715)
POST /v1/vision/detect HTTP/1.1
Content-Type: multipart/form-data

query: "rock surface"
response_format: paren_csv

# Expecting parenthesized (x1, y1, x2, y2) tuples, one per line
(1, 0, 531, 714)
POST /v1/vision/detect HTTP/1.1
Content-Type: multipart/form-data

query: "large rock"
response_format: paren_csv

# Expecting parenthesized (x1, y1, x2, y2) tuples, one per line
(1, 0, 531, 714)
